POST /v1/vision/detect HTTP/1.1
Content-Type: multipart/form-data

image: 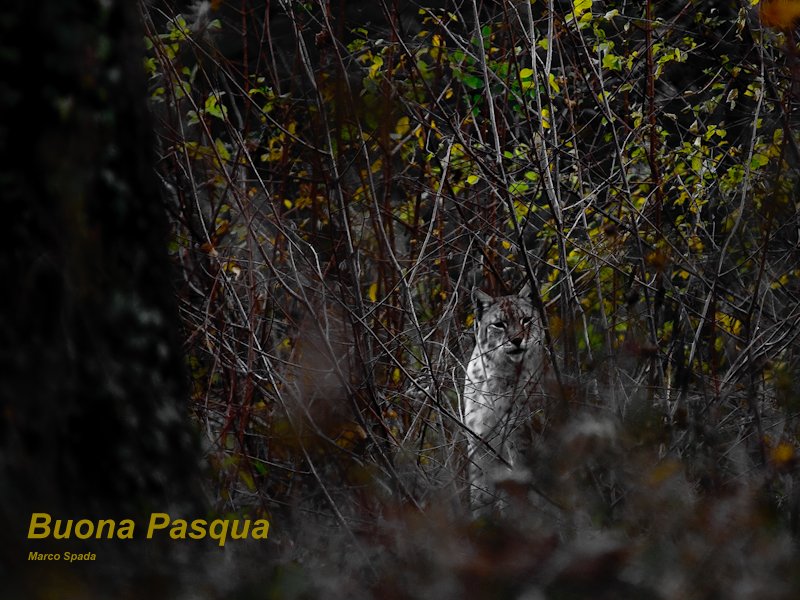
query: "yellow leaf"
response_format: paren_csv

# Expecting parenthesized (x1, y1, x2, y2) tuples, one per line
(214, 219, 230, 238)
(335, 422, 367, 450)
(413, 124, 425, 148)
(224, 261, 242, 278)
(395, 116, 410, 136)
(548, 73, 560, 94)
(239, 469, 256, 491)
(646, 250, 669, 271)
(759, 0, 800, 28)
(540, 107, 551, 129)
(368, 282, 378, 302)
(770, 441, 795, 468)
(716, 311, 741, 336)
(369, 56, 384, 78)
(688, 235, 704, 253)
(573, 0, 593, 18)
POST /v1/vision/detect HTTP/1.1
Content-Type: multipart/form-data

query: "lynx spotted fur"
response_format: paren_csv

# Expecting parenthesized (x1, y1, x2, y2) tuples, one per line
(463, 283, 544, 511)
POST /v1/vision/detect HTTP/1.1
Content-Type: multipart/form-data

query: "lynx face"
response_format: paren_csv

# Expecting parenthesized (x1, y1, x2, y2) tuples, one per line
(473, 286, 540, 369)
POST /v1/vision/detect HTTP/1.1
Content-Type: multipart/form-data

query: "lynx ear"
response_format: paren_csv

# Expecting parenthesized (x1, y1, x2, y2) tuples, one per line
(518, 281, 533, 300)
(473, 289, 494, 320)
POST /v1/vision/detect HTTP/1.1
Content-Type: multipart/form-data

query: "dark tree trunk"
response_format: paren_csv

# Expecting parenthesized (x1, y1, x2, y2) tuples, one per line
(1, 1, 203, 595)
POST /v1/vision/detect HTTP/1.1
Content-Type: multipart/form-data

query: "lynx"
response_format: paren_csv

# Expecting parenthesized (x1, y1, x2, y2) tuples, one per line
(463, 283, 545, 511)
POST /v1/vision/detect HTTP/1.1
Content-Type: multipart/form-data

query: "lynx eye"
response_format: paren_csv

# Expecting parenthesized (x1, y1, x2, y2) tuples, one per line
(521, 317, 533, 326)
(490, 321, 506, 330)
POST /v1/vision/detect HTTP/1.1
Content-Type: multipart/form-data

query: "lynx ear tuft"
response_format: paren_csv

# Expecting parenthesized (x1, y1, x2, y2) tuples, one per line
(473, 289, 494, 320)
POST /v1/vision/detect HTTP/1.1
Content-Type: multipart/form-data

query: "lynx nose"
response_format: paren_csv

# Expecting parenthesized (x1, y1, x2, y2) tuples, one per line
(510, 336, 523, 348)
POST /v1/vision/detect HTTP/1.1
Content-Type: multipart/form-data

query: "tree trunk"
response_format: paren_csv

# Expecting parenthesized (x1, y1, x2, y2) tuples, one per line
(1, 1, 202, 595)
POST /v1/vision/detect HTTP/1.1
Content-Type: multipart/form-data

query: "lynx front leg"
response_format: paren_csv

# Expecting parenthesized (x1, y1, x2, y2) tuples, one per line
(465, 402, 515, 514)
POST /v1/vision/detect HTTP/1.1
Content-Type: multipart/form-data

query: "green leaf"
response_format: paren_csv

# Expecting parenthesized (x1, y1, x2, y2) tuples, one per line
(144, 57, 157, 76)
(462, 75, 484, 90)
(205, 92, 228, 120)
(215, 138, 230, 162)
(602, 52, 621, 71)
(509, 181, 529, 196)
(750, 153, 769, 170)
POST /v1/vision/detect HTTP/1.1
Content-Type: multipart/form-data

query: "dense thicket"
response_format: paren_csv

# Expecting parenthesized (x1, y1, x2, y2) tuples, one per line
(141, 0, 800, 596)
(138, 0, 800, 597)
